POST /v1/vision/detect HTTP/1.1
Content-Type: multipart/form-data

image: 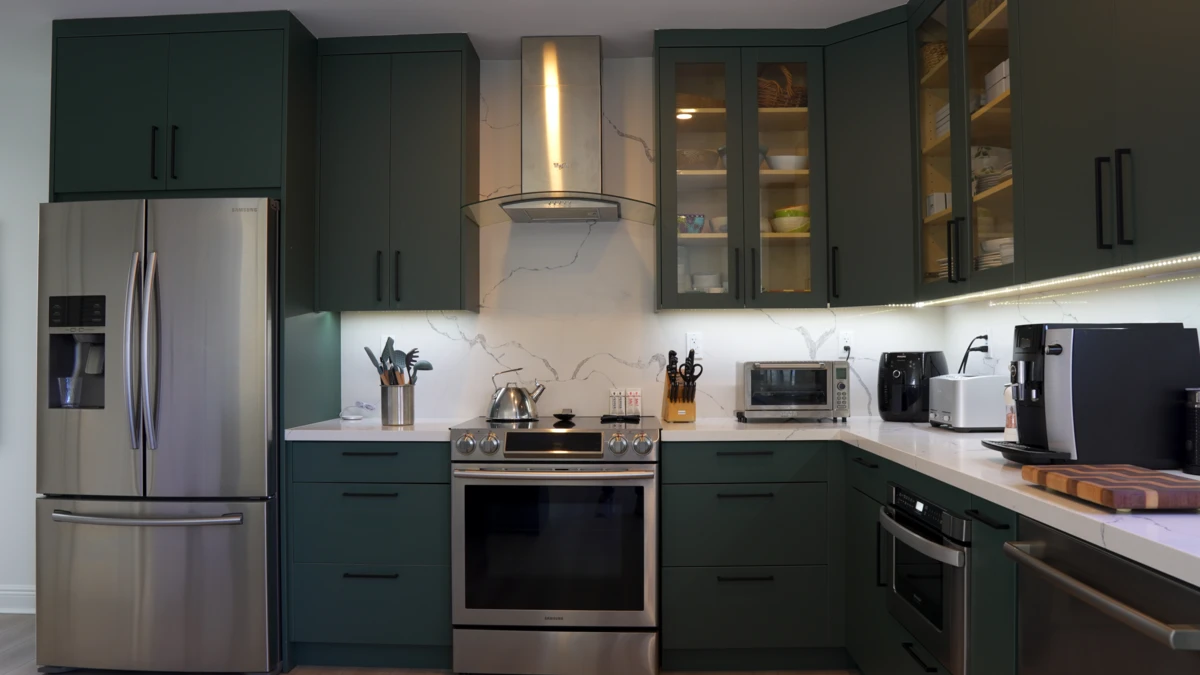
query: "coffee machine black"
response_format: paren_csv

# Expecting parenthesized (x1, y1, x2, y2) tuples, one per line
(878, 352, 948, 422)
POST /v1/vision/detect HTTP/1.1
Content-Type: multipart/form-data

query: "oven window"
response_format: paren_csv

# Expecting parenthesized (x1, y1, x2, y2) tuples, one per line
(750, 368, 828, 406)
(463, 484, 645, 611)
(893, 511, 945, 630)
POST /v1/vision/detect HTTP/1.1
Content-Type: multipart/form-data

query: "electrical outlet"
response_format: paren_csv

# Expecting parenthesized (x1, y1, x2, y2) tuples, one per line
(686, 331, 703, 359)
(839, 331, 854, 354)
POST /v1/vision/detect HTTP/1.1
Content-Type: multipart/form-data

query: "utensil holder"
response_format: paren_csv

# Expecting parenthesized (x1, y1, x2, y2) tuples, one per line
(661, 382, 696, 423)
(381, 384, 414, 426)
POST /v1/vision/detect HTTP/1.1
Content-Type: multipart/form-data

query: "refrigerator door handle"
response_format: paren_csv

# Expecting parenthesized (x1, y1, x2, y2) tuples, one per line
(123, 251, 142, 450)
(51, 510, 243, 527)
(141, 251, 159, 450)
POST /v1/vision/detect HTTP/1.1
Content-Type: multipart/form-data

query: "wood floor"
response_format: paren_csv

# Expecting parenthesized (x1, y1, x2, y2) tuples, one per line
(0, 614, 855, 675)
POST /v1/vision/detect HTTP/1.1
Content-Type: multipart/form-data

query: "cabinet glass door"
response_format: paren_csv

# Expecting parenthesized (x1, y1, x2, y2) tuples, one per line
(743, 48, 826, 308)
(659, 48, 744, 309)
(964, 0, 1014, 278)
(916, 2, 957, 291)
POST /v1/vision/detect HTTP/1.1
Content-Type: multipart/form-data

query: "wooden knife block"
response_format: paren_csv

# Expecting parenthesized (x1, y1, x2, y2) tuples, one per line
(661, 382, 696, 423)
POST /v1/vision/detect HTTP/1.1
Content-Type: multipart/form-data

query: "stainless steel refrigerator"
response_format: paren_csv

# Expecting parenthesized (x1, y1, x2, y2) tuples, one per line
(36, 198, 278, 673)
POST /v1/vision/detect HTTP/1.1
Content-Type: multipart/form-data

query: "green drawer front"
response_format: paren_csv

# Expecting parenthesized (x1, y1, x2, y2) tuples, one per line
(292, 483, 449, 565)
(662, 442, 831, 484)
(663, 483, 828, 566)
(291, 563, 450, 646)
(845, 443, 890, 504)
(662, 566, 832, 650)
(291, 442, 448, 483)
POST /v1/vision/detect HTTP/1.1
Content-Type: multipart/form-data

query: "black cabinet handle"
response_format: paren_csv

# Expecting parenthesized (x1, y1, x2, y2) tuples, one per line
(831, 246, 840, 299)
(733, 248, 741, 300)
(715, 450, 773, 457)
(716, 492, 775, 499)
(902, 643, 938, 673)
(341, 451, 398, 457)
(852, 456, 879, 469)
(343, 572, 399, 580)
(169, 125, 179, 179)
(149, 126, 159, 180)
(750, 248, 757, 300)
(946, 220, 957, 283)
(716, 575, 775, 582)
(875, 522, 888, 587)
(375, 251, 383, 302)
(1115, 148, 1133, 245)
(394, 251, 401, 302)
(965, 508, 1011, 530)
(342, 492, 399, 498)
(1095, 156, 1113, 249)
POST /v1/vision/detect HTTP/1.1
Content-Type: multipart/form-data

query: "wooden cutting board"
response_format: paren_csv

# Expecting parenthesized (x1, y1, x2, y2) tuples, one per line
(1022, 464, 1200, 510)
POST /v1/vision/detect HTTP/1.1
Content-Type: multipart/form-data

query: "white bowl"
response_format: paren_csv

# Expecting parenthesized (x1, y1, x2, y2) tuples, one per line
(759, 217, 772, 232)
(766, 155, 809, 171)
(771, 216, 811, 233)
(692, 272, 722, 290)
(980, 237, 1014, 253)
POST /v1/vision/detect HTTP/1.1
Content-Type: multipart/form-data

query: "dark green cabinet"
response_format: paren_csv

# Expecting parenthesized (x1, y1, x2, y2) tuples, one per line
(966, 495, 1017, 675)
(316, 37, 480, 312)
(51, 17, 291, 198)
(826, 23, 916, 307)
(845, 487, 890, 674)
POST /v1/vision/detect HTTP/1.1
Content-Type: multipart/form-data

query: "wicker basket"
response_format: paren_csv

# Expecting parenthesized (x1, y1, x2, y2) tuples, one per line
(921, 42, 949, 74)
(757, 65, 807, 108)
(676, 149, 720, 171)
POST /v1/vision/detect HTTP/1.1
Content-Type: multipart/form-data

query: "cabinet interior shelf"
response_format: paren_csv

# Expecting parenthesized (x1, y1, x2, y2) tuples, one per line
(922, 131, 951, 157)
(675, 107, 809, 133)
(679, 232, 811, 247)
(677, 169, 810, 189)
(920, 57, 949, 88)
(968, 1, 1009, 46)
(923, 207, 953, 226)
(971, 89, 1012, 143)
(973, 177, 1013, 203)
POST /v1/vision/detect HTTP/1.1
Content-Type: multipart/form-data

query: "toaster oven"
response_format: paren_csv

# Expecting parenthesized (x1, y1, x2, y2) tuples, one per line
(736, 361, 850, 421)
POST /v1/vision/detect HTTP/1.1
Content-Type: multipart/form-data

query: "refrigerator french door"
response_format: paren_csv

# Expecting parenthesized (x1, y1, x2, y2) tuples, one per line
(36, 198, 277, 673)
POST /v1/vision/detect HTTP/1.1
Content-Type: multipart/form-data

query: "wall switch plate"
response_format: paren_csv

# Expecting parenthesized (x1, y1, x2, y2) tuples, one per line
(625, 388, 642, 416)
(839, 331, 854, 353)
(609, 388, 627, 415)
(686, 331, 703, 359)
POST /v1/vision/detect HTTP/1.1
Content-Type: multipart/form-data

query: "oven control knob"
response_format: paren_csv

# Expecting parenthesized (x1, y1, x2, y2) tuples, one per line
(632, 433, 655, 455)
(480, 433, 500, 455)
(608, 434, 629, 455)
(455, 433, 476, 455)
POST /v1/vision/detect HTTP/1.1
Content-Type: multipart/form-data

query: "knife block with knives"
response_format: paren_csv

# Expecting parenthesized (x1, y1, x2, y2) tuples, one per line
(662, 348, 701, 423)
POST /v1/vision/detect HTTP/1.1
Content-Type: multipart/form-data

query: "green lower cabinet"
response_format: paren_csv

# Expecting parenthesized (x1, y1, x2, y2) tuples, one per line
(291, 564, 450, 645)
(661, 442, 832, 484)
(966, 496, 1018, 675)
(845, 487, 890, 673)
(291, 482, 449, 565)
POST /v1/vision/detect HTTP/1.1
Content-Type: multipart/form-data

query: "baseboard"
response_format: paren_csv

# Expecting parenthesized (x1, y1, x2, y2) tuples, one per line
(0, 585, 34, 614)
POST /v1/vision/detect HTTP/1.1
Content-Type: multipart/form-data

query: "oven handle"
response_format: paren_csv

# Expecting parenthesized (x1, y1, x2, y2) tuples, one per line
(1004, 541, 1200, 651)
(452, 469, 656, 480)
(879, 506, 965, 568)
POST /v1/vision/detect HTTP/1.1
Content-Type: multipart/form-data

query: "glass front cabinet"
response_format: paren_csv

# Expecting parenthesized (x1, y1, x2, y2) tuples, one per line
(913, 0, 1018, 299)
(658, 47, 826, 309)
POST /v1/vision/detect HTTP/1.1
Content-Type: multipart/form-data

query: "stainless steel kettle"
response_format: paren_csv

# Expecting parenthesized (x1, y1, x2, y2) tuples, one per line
(487, 368, 546, 421)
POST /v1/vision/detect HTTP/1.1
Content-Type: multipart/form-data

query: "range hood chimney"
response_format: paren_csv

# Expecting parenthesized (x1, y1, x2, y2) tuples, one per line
(462, 36, 656, 226)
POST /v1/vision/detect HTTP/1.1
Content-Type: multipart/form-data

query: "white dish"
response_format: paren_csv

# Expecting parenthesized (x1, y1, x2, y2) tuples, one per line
(771, 216, 810, 233)
(711, 216, 729, 232)
(766, 155, 809, 171)
(759, 217, 772, 232)
(980, 237, 1014, 253)
(692, 272, 722, 290)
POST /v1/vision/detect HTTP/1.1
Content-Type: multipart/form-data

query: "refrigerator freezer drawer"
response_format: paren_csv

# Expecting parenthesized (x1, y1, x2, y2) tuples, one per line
(36, 498, 277, 673)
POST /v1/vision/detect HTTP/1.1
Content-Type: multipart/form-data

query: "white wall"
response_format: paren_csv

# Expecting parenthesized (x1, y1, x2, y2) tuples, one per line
(0, 4, 51, 612)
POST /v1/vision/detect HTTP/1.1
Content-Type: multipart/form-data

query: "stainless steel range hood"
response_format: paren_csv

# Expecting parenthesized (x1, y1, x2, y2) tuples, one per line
(462, 36, 656, 226)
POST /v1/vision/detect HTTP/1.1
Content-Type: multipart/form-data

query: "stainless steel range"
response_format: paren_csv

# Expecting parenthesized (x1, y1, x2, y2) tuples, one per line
(451, 416, 660, 675)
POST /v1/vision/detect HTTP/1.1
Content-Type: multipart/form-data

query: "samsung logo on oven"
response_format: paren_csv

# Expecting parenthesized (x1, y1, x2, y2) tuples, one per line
(544, 616, 564, 621)
(232, 207, 258, 213)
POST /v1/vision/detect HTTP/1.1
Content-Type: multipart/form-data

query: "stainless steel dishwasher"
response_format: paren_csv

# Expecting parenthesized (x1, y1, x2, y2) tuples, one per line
(1008, 517, 1200, 674)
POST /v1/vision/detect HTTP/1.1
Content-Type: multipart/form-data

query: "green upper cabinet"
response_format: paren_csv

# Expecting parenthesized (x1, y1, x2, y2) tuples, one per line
(51, 14, 294, 199)
(826, 23, 916, 307)
(165, 30, 284, 191)
(913, 0, 1019, 300)
(658, 45, 827, 309)
(316, 37, 480, 312)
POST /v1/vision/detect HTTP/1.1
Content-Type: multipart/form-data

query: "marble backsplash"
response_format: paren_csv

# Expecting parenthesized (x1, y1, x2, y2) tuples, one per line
(339, 58, 1200, 422)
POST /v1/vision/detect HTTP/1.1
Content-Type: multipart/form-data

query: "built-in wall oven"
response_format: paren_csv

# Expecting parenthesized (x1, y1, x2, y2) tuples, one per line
(450, 416, 660, 675)
(880, 483, 972, 675)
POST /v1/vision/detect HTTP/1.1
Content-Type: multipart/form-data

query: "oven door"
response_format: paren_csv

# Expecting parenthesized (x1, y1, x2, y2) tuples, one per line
(452, 464, 657, 629)
(744, 362, 833, 412)
(880, 505, 970, 675)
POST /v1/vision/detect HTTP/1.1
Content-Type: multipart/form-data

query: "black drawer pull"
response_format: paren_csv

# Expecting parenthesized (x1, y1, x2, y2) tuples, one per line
(343, 572, 399, 580)
(342, 492, 398, 498)
(716, 492, 775, 499)
(852, 456, 879, 469)
(965, 509, 1010, 530)
(149, 126, 159, 179)
(750, 248, 757, 300)
(341, 451, 399, 457)
(169, 125, 179, 179)
(716, 575, 775, 582)
(394, 250, 401, 302)
(376, 251, 383, 302)
(733, 248, 741, 300)
(902, 643, 938, 673)
(715, 450, 774, 457)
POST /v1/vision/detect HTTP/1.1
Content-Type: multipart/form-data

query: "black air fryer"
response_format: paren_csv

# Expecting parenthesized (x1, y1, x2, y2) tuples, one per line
(878, 352, 948, 422)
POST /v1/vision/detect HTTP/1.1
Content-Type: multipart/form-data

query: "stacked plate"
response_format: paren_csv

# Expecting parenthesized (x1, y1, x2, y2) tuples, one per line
(975, 162, 1013, 194)
(976, 237, 1014, 270)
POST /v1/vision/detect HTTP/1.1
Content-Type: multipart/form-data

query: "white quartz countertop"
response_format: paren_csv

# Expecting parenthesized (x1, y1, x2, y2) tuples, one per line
(284, 417, 467, 442)
(665, 418, 1200, 588)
